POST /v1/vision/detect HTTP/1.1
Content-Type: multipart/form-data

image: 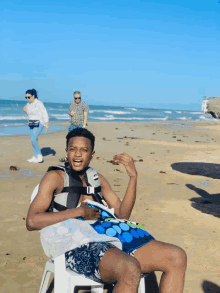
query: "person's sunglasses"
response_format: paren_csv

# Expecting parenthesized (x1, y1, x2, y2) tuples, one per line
(74, 97, 81, 100)
(25, 96, 32, 99)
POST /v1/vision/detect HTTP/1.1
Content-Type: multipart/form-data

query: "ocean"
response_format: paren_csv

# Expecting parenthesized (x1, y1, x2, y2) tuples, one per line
(0, 99, 214, 136)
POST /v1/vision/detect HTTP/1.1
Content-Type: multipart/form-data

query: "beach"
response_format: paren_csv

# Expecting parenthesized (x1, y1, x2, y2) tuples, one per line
(1, 120, 220, 293)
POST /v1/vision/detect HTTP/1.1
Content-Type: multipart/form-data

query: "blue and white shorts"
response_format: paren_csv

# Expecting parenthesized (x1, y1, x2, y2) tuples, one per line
(65, 241, 152, 283)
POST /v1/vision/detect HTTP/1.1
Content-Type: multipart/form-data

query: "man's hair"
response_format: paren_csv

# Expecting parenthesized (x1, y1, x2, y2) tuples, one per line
(66, 128, 95, 151)
(73, 91, 81, 96)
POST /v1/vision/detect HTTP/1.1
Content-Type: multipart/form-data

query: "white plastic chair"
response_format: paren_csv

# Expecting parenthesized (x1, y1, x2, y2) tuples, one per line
(39, 254, 145, 293)
(30, 185, 145, 292)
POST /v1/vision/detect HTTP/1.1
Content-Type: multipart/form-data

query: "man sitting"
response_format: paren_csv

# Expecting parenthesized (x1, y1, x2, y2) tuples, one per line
(26, 128, 187, 293)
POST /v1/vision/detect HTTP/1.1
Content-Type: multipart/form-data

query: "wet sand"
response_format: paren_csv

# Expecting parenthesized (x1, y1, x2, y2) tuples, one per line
(0, 121, 220, 293)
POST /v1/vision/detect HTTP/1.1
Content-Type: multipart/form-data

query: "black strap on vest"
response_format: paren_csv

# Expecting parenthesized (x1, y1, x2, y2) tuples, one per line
(47, 163, 104, 212)
(65, 167, 83, 209)
(61, 186, 101, 194)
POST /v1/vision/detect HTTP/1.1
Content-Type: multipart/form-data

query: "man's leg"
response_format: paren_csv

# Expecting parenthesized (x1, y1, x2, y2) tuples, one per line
(133, 240, 187, 293)
(99, 247, 141, 293)
(68, 124, 76, 132)
(68, 124, 83, 133)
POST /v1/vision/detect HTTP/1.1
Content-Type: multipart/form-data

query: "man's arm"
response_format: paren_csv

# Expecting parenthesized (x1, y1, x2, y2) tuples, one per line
(26, 171, 101, 231)
(69, 102, 75, 117)
(83, 112, 88, 128)
(99, 153, 137, 219)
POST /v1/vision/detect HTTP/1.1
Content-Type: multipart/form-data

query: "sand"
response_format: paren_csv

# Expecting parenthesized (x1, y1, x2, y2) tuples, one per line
(0, 121, 220, 293)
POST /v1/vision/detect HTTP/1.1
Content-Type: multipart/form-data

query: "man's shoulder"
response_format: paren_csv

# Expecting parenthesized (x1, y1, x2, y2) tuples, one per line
(42, 168, 64, 186)
(81, 101, 89, 110)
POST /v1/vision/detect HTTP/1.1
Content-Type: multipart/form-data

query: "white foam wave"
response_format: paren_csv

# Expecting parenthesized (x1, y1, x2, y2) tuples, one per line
(51, 114, 69, 117)
(175, 111, 182, 114)
(50, 114, 70, 120)
(94, 117, 145, 121)
(0, 116, 27, 120)
(164, 111, 172, 114)
(125, 108, 138, 111)
(90, 110, 131, 115)
(0, 123, 27, 127)
(199, 115, 212, 120)
(93, 116, 169, 121)
(48, 108, 67, 111)
(179, 117, 188, 120)
(146, 116, 169, 121)
(191, 112, 202, 115)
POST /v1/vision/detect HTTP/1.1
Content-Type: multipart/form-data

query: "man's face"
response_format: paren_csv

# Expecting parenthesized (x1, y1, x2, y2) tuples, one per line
(66, 136, 94, 171)
(74, 93, 81, 104)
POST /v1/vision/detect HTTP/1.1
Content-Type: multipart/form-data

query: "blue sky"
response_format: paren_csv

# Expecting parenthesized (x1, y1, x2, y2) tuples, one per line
(1, 0, 220, 110)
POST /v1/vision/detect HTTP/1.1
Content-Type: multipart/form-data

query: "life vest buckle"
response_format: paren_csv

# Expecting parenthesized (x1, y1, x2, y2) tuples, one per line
(87, 186, 95, 194)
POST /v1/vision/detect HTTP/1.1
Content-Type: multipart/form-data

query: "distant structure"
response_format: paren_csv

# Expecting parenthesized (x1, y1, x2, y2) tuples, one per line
(202, 96, 220, 113)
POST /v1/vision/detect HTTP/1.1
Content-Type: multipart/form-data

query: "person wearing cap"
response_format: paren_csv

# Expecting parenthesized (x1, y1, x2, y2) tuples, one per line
(68, 91, 89, 132)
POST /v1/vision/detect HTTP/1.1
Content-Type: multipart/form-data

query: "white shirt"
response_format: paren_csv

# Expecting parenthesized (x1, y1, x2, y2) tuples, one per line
(26, 99, 49, 126)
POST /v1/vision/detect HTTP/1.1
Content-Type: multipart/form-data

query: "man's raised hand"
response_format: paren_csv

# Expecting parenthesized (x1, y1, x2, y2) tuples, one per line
(113, 153, 137, 178)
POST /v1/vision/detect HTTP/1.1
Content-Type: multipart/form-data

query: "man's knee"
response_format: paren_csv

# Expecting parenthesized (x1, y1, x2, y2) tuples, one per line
(167, 246, 187, 270)
(123, 256, 142, 282)
(99, 248, 141, 284)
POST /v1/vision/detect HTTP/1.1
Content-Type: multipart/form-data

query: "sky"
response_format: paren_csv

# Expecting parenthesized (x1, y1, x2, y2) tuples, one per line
(1, 0, 220, 110)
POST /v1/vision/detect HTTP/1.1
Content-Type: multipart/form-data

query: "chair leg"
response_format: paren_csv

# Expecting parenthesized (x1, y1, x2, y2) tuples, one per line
(138, 277, 145, 293)
(39, 269, 52, 293)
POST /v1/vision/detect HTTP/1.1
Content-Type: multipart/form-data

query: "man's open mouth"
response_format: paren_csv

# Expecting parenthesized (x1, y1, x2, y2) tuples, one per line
(73, 160, 83, 166)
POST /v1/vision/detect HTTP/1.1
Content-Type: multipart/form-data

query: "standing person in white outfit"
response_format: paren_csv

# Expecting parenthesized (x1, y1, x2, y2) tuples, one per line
(23, 89, 49, 163)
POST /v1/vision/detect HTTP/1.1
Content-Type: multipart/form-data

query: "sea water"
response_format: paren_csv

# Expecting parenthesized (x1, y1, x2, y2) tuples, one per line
(0, 100, 215, 136)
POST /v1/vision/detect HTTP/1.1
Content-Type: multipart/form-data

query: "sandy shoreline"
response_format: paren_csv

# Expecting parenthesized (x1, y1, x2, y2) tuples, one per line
(1, 121, 220, 293)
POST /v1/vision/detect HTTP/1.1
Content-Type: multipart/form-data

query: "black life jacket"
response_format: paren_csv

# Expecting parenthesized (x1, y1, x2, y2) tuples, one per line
(47, 162, 108, 212)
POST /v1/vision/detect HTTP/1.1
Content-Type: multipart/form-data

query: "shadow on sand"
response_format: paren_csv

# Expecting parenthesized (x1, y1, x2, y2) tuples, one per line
(202, 280, 220, 293)
(41, 147, 56, 157)
(171, 162, 220, 218)
(171, 162, 220, 179)
(186, 184, 220, 218)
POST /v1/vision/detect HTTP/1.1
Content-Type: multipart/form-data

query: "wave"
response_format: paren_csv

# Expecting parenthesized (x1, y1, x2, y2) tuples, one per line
(89, 110, 131, 115)
(191, 112, 202, 115)
(0, 123, 27, 127)
(125, 108, 138, 111)
(198, 115, 214, 121)
(164, 111, 172, 114)
(0, 116, 27, 120)
(50, 114, 70, 120)
(93, 116, 169, 121)
(48, 108, 67, 111)
(175, 111, 182, 114)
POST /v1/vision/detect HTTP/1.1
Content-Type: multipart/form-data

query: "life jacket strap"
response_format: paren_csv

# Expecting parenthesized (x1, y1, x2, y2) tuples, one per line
(61, 186, 101, 195)
(53, 201, 67, 211)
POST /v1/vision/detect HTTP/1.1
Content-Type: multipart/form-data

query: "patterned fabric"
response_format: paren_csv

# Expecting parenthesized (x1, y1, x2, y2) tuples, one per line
(65, 242, 148, 283)
(85, 202, 155, 253)
(69, 100, 89, 125)
(65, 242, 115, 283)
